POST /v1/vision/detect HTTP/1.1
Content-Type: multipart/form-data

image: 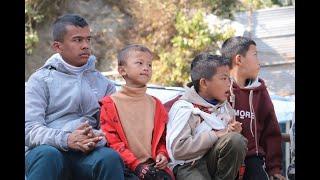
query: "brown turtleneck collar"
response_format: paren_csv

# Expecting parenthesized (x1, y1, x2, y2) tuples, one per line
(117, 85, 147, 98)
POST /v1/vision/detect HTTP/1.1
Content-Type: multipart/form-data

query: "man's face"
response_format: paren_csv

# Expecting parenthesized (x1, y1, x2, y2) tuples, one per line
(53, 25, 91, 67)
(119, 51, 153, 87)
(205, 65, 231, 102)
(240, 44, 260, 79)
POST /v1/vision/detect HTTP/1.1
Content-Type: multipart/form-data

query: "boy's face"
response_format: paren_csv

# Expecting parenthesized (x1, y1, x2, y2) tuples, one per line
(53, 25, 92, 67)
(118, 51, 153, 87)
(239, 44, 260, 79)
(204, 65, 231, 102)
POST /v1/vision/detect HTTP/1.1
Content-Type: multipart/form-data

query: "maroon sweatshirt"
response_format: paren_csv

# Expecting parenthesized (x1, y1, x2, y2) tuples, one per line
(229, 78, 282, 176)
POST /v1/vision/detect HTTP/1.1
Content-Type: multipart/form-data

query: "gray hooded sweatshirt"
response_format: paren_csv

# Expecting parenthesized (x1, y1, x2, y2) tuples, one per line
(25, 53, 116, 154)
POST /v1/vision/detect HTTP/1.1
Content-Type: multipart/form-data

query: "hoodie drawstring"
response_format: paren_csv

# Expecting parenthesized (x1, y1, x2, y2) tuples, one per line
(249, 90, 259, 156)
(249, 90, 254, 137)
(229, 80, 237, 125)
(231, 79, 259, 156)
(230, 80, 236, 108)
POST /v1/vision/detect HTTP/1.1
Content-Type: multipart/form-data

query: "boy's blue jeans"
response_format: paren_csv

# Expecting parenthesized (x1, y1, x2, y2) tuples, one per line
(25, 145, 125, 180)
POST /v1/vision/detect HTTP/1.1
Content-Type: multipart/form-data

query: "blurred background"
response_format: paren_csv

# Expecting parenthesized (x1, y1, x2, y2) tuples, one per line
(25, 0, 295, 97)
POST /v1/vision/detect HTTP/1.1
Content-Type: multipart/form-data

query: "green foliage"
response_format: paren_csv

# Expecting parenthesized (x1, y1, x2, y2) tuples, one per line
(25, 1, 43, 55)
(207, 0, 242, 19)
(25, 0, 238, 86)
(25, 0, 66, 55)
(152, 10, 235, 86)
(126, 0, 238, 86)
(25, 31, 39, 55)
(242, 0, 276, 10)
(172, 11, 212, 50)
(150, 0, 280, 86)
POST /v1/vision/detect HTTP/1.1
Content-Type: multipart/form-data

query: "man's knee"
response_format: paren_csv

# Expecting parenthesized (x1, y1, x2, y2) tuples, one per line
(28, 145, 64, 163)
(90, 147, 124, 179)
(26, 145, 66, 179)
(92, 147, 124, 167)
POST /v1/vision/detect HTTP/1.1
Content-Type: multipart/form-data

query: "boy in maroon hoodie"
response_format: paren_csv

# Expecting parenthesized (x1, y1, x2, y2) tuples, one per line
(221, 36, 285, 180)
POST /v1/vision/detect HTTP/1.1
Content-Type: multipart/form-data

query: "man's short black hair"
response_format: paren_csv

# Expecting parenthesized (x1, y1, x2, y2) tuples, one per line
(52, 14, 88, 42)
(189, 53, 230, 93)
(117, 44, 153, 66)
(220, 36, 256, 67)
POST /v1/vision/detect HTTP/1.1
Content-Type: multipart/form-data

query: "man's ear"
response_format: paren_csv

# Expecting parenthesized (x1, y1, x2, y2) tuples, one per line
(118, 65, 127, 77)
(234, 54, 242, 66)
(52, 41, 63, 53)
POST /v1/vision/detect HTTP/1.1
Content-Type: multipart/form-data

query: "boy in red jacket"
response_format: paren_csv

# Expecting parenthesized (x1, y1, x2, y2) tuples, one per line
(221, 36, 285, 180)
(100, 44, 174, 180)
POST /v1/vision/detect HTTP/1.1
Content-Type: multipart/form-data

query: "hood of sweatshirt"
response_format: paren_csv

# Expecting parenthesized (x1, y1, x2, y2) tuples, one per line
(40, 53, 96, 75)
(180, 86, 236, 123)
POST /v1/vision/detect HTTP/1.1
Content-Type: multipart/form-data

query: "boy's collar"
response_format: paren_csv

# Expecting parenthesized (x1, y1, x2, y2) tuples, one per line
(244, 78, 261, 89)
(230, 76, 261, 88)
(203, 98, 219, 106)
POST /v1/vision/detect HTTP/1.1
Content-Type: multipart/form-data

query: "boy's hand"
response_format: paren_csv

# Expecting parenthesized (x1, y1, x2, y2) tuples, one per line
(134, 163, 157, 179)
(227, 121, 242, 133)
(270, 174, 286, 180)
(154, 153, 168, 169)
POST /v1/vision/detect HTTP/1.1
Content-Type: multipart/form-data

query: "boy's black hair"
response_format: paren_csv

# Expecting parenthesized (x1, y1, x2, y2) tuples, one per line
(117, 44, 153, 66)
(220, 36, 256, 67)
(189, 53, 230, 93)
(52, 14, 88, 42)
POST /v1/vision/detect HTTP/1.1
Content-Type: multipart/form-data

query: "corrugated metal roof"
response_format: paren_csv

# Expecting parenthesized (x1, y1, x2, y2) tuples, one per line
(235, 6, 295, 63)
(235, 6, 295, 37)
(235, 6, 295, 96)
(254, 36, 295, 64)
